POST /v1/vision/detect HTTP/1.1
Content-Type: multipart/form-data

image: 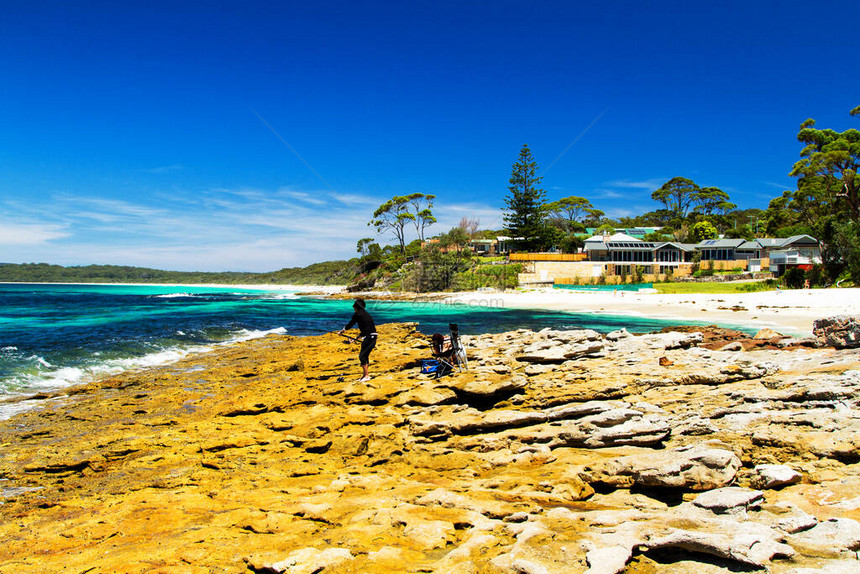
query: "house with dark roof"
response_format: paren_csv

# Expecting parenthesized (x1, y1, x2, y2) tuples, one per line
(695, 235, 821, 275)
(583, 233, 696, 276)
(512, 233, 821, 285)
(765, 235, 822, 276)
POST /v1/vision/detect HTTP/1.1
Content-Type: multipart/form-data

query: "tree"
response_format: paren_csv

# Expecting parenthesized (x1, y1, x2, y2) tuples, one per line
(370, 196, 414, 255)
(458, 217, 480, 237)
(695, 187, 736, 215)
(545, 196, 593, 232)
(582, 208, 606, 228)
(440, 226, 470, 255)
(652, 177, 700, 218)
(596, 223, 615, 236)
(790, 111, 860, 223)
(787, 105, 860, 282)
(503, 144, 549, 251)
(406, 192, 436, 241)
(356, 237, 382, 261)
(689, 221, 718, 242)
(652, 177, 734, 219)
(834, 220, 860, 283)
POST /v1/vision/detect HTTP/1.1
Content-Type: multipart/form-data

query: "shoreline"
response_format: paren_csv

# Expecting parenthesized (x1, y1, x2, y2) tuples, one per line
(436, 287, 860, 337)
(0, 281, 345, 293)
(7, 281, 858, 337)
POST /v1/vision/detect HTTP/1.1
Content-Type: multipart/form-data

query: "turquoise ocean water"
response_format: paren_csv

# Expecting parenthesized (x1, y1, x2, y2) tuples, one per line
(0, 283, 725, 419)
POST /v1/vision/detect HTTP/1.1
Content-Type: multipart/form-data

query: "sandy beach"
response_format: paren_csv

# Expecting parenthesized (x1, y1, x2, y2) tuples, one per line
(441, 287, 860, 337)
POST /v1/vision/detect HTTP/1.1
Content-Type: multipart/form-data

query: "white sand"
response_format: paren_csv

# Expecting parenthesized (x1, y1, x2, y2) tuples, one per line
(439, 287, 860, 337)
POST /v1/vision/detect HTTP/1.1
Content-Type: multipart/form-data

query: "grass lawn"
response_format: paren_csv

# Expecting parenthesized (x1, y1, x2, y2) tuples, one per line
(653, 281, 777, 294)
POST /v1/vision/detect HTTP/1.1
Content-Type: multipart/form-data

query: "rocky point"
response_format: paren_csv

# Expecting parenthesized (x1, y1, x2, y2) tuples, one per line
(1, 320, 859, 573)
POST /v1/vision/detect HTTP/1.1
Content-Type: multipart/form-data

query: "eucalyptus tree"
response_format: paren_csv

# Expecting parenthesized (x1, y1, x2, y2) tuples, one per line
(370, 196, 414, 255)
(651, 177, 701, 218)
(788, 104, 860, 281)
(545, 196, 593, 232)
(406, 192, 436, 241)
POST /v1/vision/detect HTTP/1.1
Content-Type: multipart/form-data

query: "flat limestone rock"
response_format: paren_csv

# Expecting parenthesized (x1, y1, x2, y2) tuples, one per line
(580, 445, 741, 491)
(754, 328, 783, 339)
(249, 547, 353, 574)
(646, 523, 795, 567)
(751, 464, 803, 490)
(393, 386, 457, 407)
(788, 518, 860, 558)
(514, 340, 604, 363)
(692, 487, 764, 514)
(513, 329, 605, 363)
(444, 376, 527, 398)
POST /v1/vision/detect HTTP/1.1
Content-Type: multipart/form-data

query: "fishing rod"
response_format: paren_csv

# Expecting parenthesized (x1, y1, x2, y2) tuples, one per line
(293, 326, 362, 343)
(337, 332, 363, 343)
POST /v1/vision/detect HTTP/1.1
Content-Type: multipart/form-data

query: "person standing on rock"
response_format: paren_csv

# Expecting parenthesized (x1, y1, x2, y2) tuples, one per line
(340, 298, 377, 382)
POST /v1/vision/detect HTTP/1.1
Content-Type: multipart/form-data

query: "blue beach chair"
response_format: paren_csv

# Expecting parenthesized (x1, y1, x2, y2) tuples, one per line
(430, 323, 468, 377)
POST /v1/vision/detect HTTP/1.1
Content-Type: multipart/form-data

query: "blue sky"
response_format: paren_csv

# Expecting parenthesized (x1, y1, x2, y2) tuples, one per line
(1, 1, 858, 271)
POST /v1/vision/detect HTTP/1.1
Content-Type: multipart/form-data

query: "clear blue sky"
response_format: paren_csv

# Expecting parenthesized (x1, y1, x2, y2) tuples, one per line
(1, 0, 858, 271)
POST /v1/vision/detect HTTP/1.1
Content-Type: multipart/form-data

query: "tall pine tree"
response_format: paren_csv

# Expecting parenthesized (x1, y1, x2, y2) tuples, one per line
(503, 144, 548, 252)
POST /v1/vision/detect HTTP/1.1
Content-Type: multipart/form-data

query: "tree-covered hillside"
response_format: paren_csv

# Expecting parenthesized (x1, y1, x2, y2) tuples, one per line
(0, 261, 358, 286)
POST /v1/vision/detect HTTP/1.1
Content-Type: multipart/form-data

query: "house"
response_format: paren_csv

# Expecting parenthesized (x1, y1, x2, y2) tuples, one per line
(696, 238, 748, 261)
(469, 236, 513, 256)
(766, 235, 822, 276)
(695, 235, 821, 276)
(584, 233, 696, 275)
(512, 232, 821, 285)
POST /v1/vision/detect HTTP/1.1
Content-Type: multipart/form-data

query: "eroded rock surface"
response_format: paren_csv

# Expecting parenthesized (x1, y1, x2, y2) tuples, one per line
(814, 315, 860, 349)
(1, 322, 859, 573)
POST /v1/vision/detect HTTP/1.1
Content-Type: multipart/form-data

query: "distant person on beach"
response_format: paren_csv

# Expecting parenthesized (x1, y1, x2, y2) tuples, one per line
(340, 298, 377, 382)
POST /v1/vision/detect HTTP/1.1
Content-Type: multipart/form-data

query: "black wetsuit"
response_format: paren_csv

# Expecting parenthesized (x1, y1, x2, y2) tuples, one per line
(344, 307, 377, 365)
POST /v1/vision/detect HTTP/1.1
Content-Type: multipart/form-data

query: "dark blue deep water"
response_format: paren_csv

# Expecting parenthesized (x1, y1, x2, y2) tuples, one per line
(0, 283, 722, 418)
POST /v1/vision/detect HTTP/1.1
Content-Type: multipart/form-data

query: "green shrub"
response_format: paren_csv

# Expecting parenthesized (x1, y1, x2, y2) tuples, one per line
(782, 267, 806, 289)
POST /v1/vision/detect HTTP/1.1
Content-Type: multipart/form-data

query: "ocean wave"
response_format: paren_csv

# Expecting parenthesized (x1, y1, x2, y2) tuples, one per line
(154, 293, 195, 298)
(0, 324, 289, 420)
(260, 293, 300, 300)
(230, 326, 288, 342)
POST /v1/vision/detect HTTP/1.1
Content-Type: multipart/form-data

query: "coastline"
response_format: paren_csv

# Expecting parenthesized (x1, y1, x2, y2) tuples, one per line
(0, 281, 345, 293)
(9, 280, 856, 336)
(438, 287, 860, 337)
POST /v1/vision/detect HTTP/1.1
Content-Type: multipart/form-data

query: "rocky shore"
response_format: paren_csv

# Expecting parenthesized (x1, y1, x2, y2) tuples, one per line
(1, 320, 859, 573)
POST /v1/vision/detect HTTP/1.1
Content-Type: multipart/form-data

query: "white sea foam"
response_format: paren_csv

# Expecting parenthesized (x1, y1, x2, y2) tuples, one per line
(154, 293, 194, 298)
(1, 346, 17, 352)
(230, 326, 287, 342)
(262, 293, 300, 300)
(0, 325, 289, 421)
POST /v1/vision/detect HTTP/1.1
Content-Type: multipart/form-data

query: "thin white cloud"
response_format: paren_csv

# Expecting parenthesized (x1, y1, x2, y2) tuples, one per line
(603, 178, 665, 190)
(277, 188, 328, 206)
(593, 189, 628, 199)
(761, 180, 792, 190)
(0, 220, 69, 246)
(0, 187, 512, 271)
